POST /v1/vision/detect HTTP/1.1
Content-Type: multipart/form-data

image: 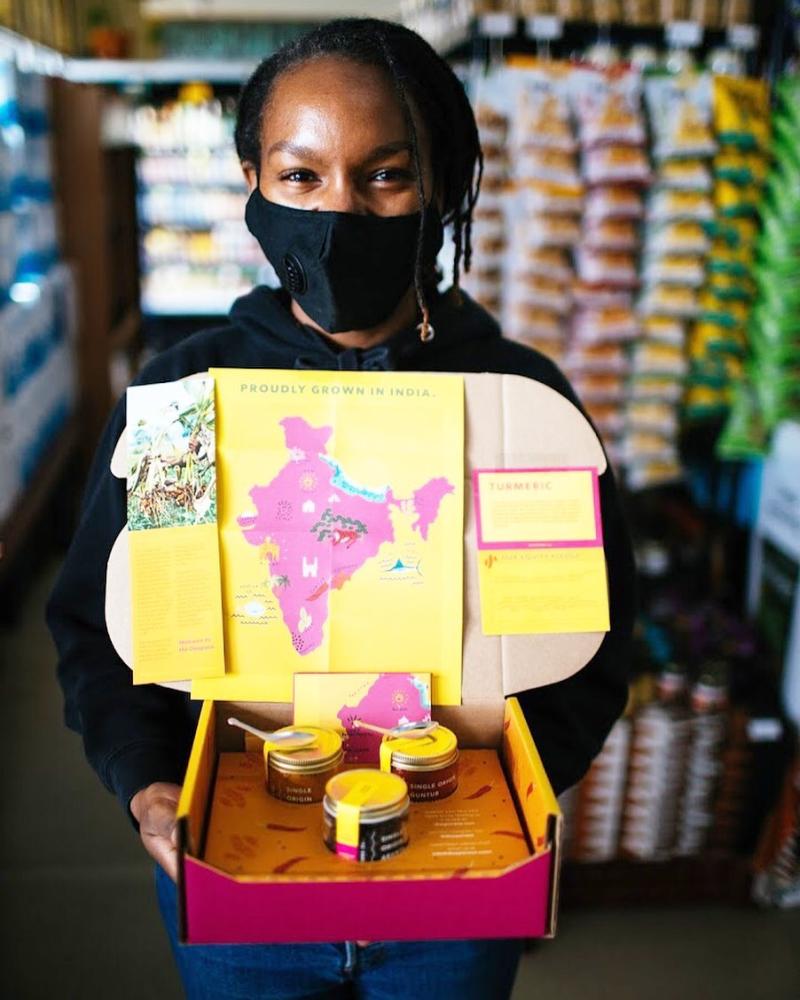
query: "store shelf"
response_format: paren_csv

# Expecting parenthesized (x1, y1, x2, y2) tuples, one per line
(64, 59, 258, 84)
(141, 0, 401, 20)
(0, 415, 80, 572)
(560, 854, 753, 907)
(0, 25, 66, 75)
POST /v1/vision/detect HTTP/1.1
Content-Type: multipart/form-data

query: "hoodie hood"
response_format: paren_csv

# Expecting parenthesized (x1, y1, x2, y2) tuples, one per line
(228, 284, 502, 373)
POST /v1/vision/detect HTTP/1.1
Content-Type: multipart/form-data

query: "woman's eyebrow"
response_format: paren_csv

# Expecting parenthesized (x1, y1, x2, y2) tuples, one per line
(266, 138, 411, 162)
(266, 140, 323, 161)
(364, 141, 412, 162)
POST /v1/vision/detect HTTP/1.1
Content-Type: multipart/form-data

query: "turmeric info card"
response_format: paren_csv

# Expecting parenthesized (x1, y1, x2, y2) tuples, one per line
(126, 376, 225, 683)
(293, 672, 432, 764)
(473, 467, 609, 635)
(192, 369, 464, 705)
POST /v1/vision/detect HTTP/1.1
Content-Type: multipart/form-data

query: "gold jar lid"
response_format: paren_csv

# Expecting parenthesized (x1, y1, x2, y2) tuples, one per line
(323, 768, 409, 823)
(266, 726, 343, 774)
(382, 725, 458, 771)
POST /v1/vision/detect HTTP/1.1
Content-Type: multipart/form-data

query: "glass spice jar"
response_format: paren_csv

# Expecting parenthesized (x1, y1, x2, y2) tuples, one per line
(379, 726, 459, 802)
(322, 769, 410, 861)
(265, 726, 343, 804)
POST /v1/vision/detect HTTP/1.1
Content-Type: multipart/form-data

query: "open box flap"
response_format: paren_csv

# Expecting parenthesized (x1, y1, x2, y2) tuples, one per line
(107, 370, 607, 700)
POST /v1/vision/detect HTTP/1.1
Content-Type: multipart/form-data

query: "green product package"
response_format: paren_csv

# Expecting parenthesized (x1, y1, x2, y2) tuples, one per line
(716, 381, 768, 459)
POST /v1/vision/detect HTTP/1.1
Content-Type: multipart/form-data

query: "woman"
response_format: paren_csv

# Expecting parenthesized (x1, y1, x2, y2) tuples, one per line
(48, 17, 636, 1000)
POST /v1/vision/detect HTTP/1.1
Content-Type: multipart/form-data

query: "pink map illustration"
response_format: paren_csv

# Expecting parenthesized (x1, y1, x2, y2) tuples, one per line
(236, 417, 453, 655)
(336, 673, 431, 764)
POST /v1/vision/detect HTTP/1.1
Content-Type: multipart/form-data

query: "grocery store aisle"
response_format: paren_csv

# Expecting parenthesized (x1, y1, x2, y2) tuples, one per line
(1, 562, 798, 1000)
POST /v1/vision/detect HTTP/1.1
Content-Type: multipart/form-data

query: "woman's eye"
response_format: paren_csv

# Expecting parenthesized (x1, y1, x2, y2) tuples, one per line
(280, 169, 317, 183)
(371, 168, 415, 183)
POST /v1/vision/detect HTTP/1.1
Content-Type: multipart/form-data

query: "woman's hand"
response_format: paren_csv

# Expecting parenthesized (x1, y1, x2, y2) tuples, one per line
(130, 782, 182, 882)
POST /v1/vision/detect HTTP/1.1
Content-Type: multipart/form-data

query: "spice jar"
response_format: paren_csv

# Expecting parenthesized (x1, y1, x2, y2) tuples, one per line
(265, 726, 343, 804)
(322, 769, 410, 861)
(379, 725, 459, 802)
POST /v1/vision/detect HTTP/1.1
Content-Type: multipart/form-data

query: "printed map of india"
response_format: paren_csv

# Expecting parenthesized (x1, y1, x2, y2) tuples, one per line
(236, 417, 454, 655)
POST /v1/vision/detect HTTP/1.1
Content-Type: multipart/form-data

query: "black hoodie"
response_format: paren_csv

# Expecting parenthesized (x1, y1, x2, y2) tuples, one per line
(47, 286, 636, 819)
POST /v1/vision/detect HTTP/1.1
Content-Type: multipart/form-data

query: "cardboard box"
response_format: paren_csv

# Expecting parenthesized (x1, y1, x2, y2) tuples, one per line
(106, 371, 608, 942)
(176, 697, 562, 944)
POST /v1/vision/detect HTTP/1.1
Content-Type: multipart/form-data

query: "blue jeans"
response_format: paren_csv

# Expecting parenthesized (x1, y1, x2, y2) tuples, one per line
(156, 866, 523, 999)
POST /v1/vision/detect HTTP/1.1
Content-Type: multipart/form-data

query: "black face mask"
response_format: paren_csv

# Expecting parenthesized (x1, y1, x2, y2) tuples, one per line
(245, 190, 444, 334)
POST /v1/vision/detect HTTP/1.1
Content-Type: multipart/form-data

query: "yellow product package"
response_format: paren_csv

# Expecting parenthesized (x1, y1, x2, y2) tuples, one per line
(714, 179, 761, 218)
(714, 150, 769, 186)
(713, 76, 771, 151)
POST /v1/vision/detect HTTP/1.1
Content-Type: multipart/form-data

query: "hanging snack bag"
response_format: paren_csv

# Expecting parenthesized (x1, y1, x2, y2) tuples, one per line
(572, 67, 647, 147)
(513, 68, 578, 153)
(584, 186, 644, 222)
(713, 75, 770, 152)
(646, 73, 717, 161)
(583, 218, 639, 251)
(638, 284, 699, 318)
(573, 306, 639, 343)
(647, 220, 711, 257)
(643, 316, 686, 346)
(647, 189, 715, 223)
(584, 145, 651, 185)
(642, 254, 706, 287)
(660, 159, 713, 192)
(576, 248, 638, 286)
(521, 246, 575, 283)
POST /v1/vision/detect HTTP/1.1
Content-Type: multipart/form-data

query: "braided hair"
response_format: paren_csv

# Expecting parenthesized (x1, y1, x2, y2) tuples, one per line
(234, 17, 484, 341)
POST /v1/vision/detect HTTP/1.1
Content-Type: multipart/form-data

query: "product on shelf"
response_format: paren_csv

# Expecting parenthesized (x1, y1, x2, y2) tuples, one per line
(718, 74, 800, 459)
(130, 90, 272, 317)
(0, 54, 76, 524)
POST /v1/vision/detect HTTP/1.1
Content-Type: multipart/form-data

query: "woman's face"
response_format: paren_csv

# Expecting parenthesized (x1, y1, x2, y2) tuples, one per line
(244, 55, 435, 217)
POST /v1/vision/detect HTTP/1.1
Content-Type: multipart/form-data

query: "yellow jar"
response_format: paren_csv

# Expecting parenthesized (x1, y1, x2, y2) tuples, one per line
(265, 726, 343, 804)
(322, 769, 410, 861)
(379, 726, 459, 802)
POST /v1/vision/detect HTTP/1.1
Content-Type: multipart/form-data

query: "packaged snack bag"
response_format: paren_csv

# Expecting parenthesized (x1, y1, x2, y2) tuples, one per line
(630, 342, 688, 376)
(642, 254, 706, 287)
(572, 281, 633, 308)
(638, 284, 699, 318)
(513, 70, 578, 154)
(571, 67, 647, 147)
(647, 221, 711, 256)
(584, 145, 651, 184)
(713, 75, 771, 152)
(521, 246, 574, 283)
(571, 371, 628, 402)
(565, 342, 631, 373)
(508, 273, 573, 314)
(626, 400, 679, 435)
(660, 159, 713, 192)
(626, 458, 683, 490)
(576, 248, 638, 286)
(714, 179, 761, 218)
(583, 218, 639, 251)
(643, 316, 686, 345)
(629, 375, 684, 403)
(647, 190, 715, 223)
(573, 306, 640, 342)
(520, 181, 585, 215)
(512, 213, 581, 249)
(646, 73, 716, 161)
(584, 186, 644, 222)
(713, 150, 769, 186)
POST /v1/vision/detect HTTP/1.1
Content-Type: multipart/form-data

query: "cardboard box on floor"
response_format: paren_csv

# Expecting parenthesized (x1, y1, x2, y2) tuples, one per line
(106, 371, 608, 944)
